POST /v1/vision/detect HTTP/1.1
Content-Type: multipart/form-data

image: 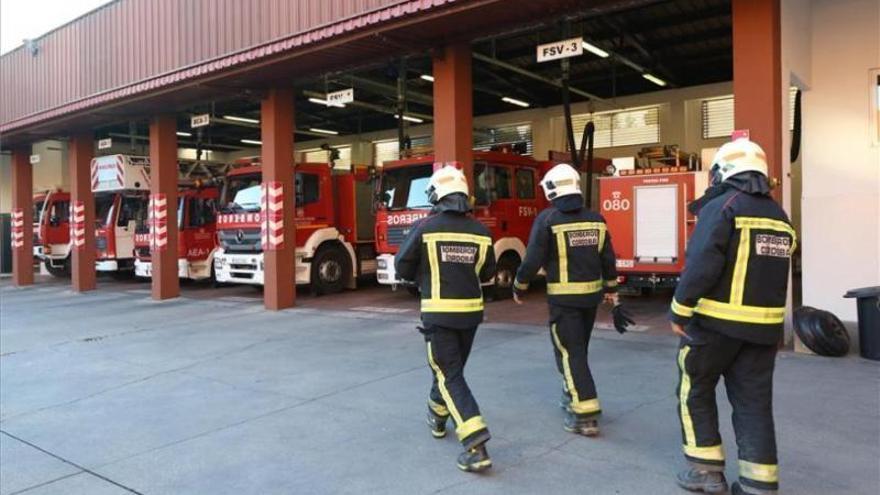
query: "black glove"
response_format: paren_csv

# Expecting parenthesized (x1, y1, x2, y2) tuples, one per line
(611, 304, 635, 334)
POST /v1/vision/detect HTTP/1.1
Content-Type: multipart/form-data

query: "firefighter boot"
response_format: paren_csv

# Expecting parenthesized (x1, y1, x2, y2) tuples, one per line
(563, 412, 599, 437)
(731, 482, 776, 495)
(457, 444, 492, 473)
(676, 468, 729, 494)
(426, 408, 448, 439)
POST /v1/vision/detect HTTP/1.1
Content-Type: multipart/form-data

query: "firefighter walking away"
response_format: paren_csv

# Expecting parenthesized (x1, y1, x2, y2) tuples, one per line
(513, 163, 634, 437)
(670, 138, 796, 495)
(395, 165, 497, 473)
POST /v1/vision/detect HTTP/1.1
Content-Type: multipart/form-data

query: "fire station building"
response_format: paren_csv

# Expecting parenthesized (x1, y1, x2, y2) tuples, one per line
(1, 0, 878, 346)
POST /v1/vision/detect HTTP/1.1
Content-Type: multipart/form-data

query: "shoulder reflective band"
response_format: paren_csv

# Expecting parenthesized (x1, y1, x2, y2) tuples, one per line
(739, 460, 779, 483)
(734, 216, 798, 252)
(547, 279, 603, 295)
(671, 299, 695, 318)
(695, 298, 785, 324)
(422, 232, 492, 246)
(421, 298, 484, 313)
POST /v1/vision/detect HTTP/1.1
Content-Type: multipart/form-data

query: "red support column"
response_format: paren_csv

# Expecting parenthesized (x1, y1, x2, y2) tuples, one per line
(433, 43, 474, 190)
(11, 149, 34, 286)
(733, 0, 783, 200)
(69, 134, 96, 292)
(261, 88, 295, 310)
(149, 115, 180, 300)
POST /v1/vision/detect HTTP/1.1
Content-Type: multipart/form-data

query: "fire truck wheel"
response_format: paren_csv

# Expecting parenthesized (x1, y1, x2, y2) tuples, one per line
(311, 244, 349, 295)
(44, 258, 70, 278)
(492, 253, 521, 300)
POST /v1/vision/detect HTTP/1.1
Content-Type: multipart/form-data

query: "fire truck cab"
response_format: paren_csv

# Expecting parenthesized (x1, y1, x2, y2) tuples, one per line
(91, 155, 151, 274)
(134, 186, 220, 280)
(213, 162, 376, 294)
(374, 151, 548, 297)
(33, 189, 72, 277)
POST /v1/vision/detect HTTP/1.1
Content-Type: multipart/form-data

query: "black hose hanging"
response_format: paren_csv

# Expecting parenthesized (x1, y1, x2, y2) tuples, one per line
(790, 89, 802, 163)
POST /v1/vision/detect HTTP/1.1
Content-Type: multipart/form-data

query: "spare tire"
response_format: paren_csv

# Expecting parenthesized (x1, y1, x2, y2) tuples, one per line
(794, 306, 850, 357)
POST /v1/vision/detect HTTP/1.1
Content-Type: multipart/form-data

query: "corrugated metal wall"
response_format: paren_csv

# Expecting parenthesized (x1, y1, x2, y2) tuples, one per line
(0, 0, 402, 125)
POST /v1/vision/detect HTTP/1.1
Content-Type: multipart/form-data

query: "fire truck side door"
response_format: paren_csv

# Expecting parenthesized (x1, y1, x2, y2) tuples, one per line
(45, 196, 71, 245)
(511, 167, 540, 242)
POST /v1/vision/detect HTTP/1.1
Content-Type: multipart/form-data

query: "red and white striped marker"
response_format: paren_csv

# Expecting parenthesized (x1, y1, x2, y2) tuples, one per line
(148, 193, 168, 251)
(70, 201, 87, 249)
(11, 208, 24, 250)
(260, 181, 284, 250)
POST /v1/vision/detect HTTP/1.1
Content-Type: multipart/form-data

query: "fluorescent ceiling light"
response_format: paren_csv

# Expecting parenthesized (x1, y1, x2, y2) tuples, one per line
(240, 139, 262, 145)
(308, 97, 345, 108)
(224, 115, 260, 124)
(582, 41, 610, 58)
(176, 131, 192, 137)
(394, 114, 424, 124)
(642, 73, 667, 87)
(501, 96, 530, 108)
(309, 128, 339, 135)
(420, 74, 434, 82)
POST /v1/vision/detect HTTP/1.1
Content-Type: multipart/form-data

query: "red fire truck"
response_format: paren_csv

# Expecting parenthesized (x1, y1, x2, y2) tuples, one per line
(374, 150, 549, 297)
(598, 167, 708, 291)
(133, 186, 221, 280)
(33, 189, 72, 277)
(213, 162, 376, 294)
(91, 155, 151, 274)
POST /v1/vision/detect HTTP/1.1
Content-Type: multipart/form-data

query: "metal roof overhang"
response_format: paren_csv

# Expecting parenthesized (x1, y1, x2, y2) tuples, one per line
(0, 0, 661, 149)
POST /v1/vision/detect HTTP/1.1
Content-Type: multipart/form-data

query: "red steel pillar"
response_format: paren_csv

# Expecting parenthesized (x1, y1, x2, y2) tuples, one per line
(733, 0, 783, 200)
(69, 134, 96, 292)
(149, 115, 180, 300)
(10, 149, 34, 286)
(433, 43, 474, 191)
(261, 88, 296, 310)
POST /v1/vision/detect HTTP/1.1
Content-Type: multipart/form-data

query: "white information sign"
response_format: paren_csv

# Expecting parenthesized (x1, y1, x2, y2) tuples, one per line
(29, 154, 40, 164)
(191, 114, 211, 128)
(634, 185, 678, 261)
(326, 88, 354, 106)
(537, 37, 583, 63)
(98, 138, 112, 150)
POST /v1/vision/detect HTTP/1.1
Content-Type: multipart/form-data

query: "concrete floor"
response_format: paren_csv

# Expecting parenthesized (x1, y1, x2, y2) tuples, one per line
(1, 278, 878, 495)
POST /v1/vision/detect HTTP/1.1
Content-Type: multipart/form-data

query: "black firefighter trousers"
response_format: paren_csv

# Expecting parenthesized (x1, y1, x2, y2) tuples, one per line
(423, 324, 490, 450)
(677, 324, 779, 493)
(549, 304, 602, 419)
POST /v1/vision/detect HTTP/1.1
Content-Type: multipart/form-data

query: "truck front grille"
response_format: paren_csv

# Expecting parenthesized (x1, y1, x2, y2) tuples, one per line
(218, 228, 262, 253)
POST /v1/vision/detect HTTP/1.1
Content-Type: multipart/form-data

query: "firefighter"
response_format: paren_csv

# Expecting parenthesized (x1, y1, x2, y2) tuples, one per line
(513, 163, 634, 437)
(670, 138, 796, 495)
(395, 165, 497, 473)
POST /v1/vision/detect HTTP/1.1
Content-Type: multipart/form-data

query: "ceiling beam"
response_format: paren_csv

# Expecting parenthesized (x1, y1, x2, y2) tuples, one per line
(472, 52, 607, 104)
(302, 90, 433, 122)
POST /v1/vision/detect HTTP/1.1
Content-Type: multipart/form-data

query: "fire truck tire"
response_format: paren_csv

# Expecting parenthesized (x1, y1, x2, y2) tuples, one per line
(311, 244, 349, 295)
(492, 252, 521, 300)
(44, 258, 70, 278)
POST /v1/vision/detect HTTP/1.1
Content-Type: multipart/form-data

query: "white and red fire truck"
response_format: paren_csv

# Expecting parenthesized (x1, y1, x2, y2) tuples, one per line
(373, 150, 549, 297)
(91, 154, 151, 274)
(133, 186, 220, 280)
(213, 162, 376, 294)
(598, 167, 708, 291)
(32, 189, 72, 277)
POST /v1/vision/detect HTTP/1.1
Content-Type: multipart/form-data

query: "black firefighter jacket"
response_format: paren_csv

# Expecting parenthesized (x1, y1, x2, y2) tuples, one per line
(669, 173, 796, 345)
(514, 194, 618, 309)
(395, 196, 496, 330)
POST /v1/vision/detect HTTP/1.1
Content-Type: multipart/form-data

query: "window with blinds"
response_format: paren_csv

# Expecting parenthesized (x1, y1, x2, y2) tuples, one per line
(302, 145, 351, 170)
(569, 106, 659, 149)
(474, 123, 533, 155)
(703, 88, 800, 140)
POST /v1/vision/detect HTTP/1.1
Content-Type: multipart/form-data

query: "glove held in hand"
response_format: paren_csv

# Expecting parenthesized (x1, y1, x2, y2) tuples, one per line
(611, 304, 636, 334)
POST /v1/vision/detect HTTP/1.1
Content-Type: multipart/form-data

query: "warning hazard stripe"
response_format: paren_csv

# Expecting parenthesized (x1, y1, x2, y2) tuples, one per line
(70, 201, 87, 248)
(11, 208, 25, 249)
(260, 181, 285, 250)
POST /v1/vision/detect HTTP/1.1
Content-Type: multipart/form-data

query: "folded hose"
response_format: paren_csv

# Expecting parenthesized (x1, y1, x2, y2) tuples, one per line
(794, 306, 850, 357)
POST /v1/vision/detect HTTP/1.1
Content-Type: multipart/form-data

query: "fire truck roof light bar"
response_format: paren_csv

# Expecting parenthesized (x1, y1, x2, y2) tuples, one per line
(581, 41, 610, 58)
(501, 96, 530, 108)
(224, 115, 260, 124)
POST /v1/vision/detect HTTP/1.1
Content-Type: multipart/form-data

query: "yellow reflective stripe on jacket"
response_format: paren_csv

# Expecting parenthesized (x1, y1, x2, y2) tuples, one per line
(456, 415, 488, 441)
(555, 230, 570, 284)
(547, 280, 604, 295)
(551, 221, 607, 251)
(729, 226, 751, 305)
(421, 298, 484, 313)
(426, 239, 441, 300)
(739, 460, 779, 483)
(475, 241, 489, 277)
(734, 216, 798, 251)
(671, 299, 695, 318)
(683, 444, 725, 462)
(695, 298, 785, 324)
(422, 232, 492, 246)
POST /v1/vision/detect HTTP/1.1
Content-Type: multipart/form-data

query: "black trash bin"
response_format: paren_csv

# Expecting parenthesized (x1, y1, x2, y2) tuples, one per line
(844, 286, 880, 361)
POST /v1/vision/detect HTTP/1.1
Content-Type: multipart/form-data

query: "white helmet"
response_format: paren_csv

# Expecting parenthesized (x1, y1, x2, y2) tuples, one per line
(711, 138, 769, 184)
(540, 163, 582, 201)
(426, 165, 469, 204)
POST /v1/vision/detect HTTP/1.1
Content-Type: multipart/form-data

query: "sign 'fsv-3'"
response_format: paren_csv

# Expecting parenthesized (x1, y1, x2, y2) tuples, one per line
(536, 37, 583, 63)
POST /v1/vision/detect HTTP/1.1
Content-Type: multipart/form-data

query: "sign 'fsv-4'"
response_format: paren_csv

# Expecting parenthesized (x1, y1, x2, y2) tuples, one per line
(536, 37, 583, 63)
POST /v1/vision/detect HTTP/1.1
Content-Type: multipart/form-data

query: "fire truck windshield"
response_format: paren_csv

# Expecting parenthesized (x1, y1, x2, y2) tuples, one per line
(95, 194, 115, 227)
(33, 199, 45, 223)
(380, 164, 433, 210)
(225, 175, 262, 212)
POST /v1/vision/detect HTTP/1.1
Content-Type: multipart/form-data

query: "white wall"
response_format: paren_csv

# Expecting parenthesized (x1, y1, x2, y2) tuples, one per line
(797, 0, 880, 322)
(0, 141, 69, 214)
